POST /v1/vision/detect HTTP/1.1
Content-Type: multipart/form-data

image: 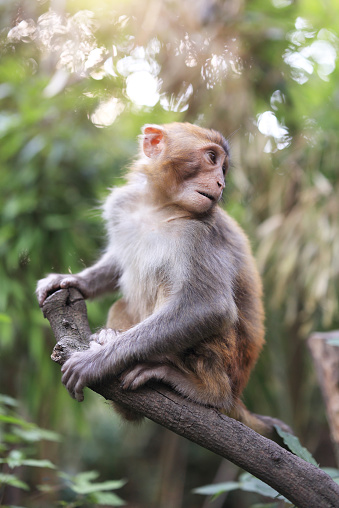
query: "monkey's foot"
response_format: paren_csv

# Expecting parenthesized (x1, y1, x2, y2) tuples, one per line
(120, 363, 169, 390)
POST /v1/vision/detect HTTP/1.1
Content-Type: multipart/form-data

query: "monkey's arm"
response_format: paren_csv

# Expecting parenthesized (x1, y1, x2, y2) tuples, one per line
(36, 251, 121, 306)
(61, 288, 233, 401)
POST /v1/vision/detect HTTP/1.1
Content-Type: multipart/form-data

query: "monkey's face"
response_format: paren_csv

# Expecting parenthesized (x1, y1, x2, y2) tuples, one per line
(141, 123, 229, 216)
(172, 144, 227, 215)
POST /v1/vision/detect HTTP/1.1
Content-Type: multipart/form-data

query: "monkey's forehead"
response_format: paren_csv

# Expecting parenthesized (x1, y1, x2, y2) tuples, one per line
(163, 122, 230, 156)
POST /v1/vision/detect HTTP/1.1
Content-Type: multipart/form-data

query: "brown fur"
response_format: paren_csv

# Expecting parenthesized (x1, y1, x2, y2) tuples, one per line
(107, 298, 135, 332)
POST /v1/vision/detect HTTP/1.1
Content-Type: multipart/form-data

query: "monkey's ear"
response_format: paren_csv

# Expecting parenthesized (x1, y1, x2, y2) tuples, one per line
(142, 125, 165, 158)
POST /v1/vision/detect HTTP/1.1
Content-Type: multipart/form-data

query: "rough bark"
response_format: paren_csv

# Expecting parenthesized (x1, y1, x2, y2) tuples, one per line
(41, 288, 339, 508)
(308, 331, 339, 465)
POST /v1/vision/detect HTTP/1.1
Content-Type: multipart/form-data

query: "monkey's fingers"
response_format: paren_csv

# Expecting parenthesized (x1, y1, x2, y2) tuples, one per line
(120, 364, 147, 389)
(73, 380, 85, 402)
(121, 363, 168, 390)
(36, 274, 84, 306)
(88, 340, 103, 352)
(61, 366, 84, 402)
(59, 276, 81, 289)
(61, 350, 99, 402)
(58, 276, 91, 300)
(36, 276, 61, 306)
(61, 359, 78, 391)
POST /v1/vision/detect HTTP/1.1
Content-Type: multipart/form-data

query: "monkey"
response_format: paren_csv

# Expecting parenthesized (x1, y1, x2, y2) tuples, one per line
(37, 122, 279, 436)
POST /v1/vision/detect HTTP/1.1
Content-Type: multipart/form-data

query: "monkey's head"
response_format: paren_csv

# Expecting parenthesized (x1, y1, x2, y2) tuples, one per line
(139, 122, 229, 216)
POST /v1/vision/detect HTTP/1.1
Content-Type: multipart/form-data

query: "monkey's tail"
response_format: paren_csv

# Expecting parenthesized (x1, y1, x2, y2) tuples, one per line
(229, 401, 293, 440)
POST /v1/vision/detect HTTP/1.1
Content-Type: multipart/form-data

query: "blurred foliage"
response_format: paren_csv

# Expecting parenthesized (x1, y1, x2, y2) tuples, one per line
(194, 427, 339, 507)
(0, 394, 126, 506)
(0, 0, 339, 506)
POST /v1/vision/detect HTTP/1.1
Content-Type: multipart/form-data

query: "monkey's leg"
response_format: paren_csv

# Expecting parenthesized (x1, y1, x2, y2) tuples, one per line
(120, 363, 290, 436)
(106, 298, 136, 331)
(120, 361, 234, 411)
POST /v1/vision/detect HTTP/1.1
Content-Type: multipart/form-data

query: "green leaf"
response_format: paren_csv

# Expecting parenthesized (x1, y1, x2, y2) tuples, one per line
(60, 470, 126, 496)
(194, 473, 288, 502)
(0, 394, 17, 408)
(0, 450, 56, 470)
(7, 450, 25, 468)
(0, 415, 31, 427)
(13, 426, 61, 443)
(274, 426, 318, 466)
(238, 473, 284, 499)
(194, 481, 240, 495)
(0, 473, 29, 491)
(21, 459, 56, 469)
(72, 479, 127, 495)
(68, 470, 100, 483)
(91, 491, 126, 506)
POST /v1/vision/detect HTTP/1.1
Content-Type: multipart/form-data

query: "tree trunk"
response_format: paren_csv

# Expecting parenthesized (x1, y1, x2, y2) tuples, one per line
(308, 331, 339, 466)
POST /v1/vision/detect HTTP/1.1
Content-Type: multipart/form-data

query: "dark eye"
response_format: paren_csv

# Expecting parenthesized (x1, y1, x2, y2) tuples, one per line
(222, 162, 227, 175)
(207, 151, 217, 164)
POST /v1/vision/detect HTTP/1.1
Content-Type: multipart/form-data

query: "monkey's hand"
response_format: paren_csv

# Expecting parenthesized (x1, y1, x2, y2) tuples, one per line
(61, 330, 122, 401)
(36, 273, 91, 306)
(61, 341, 105, 402)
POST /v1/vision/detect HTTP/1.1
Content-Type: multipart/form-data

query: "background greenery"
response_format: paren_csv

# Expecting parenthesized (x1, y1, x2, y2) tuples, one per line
(0, 0, 338, 506)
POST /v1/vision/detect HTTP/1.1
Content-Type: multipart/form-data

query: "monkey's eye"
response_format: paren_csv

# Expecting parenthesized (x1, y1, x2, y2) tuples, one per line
(207, 150, 217, 164)
(222, 162, 227, 175)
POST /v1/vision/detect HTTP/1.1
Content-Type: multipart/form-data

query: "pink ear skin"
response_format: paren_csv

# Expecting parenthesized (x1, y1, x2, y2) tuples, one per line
(143, 126, 164, 158)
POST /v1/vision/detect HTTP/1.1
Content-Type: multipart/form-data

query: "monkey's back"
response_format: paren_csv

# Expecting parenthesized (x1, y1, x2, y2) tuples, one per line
(173, 207, 265, 405)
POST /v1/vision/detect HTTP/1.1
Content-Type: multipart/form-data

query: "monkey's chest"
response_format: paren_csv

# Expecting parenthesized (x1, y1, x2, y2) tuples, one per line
(113, 211, 178, 319)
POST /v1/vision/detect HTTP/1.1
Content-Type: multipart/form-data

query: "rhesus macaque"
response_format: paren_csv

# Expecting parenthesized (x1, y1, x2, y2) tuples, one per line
(37, 122, 271, 433)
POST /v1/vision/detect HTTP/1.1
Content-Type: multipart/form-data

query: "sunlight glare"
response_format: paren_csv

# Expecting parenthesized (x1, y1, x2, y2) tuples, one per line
(126, 71, 160, 107)
(90, 98, 125, 127)
(257, 111, 291, 152)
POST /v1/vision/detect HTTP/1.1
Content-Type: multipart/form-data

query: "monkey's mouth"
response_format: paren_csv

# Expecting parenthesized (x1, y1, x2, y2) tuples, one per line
(197, 191, 215, 202)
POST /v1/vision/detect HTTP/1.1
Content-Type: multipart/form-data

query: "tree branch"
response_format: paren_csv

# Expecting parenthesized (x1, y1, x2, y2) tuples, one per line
(41, 288, 339, 508)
